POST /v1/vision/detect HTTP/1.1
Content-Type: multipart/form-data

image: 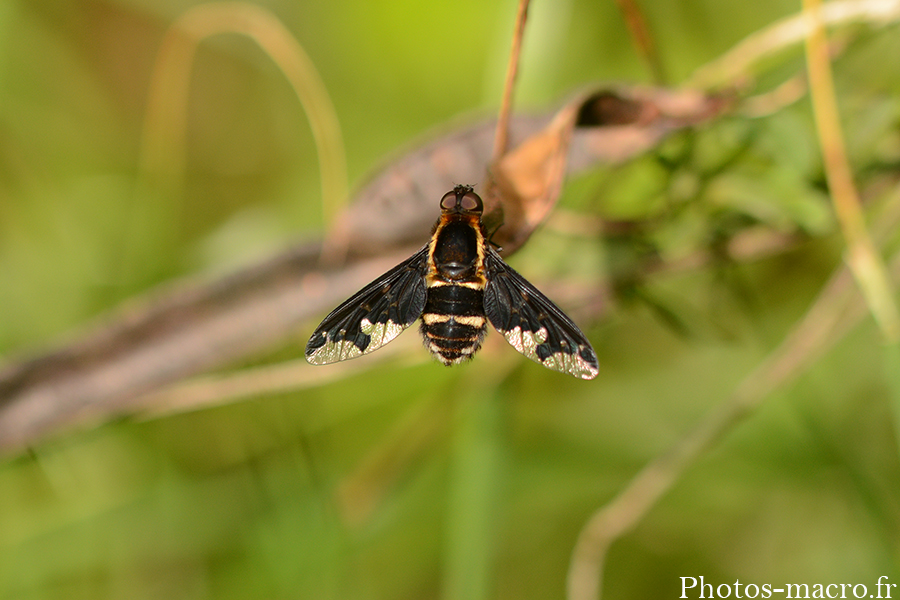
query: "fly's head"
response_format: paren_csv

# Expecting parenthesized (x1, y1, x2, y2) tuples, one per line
(440, 185, 483, 217)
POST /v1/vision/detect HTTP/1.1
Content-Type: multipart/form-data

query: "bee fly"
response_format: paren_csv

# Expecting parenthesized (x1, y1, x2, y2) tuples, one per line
(305, 185, 598, 379)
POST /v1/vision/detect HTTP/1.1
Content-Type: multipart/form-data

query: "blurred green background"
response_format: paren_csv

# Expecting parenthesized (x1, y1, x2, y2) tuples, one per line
(2, 0, 900, 599)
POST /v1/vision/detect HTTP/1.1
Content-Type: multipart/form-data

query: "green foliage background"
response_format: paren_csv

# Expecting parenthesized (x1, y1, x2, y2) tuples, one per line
(1, 1, 899, 599)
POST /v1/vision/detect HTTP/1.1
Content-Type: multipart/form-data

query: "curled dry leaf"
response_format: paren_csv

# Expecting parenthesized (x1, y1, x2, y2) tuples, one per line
(490, 87, 732, 253)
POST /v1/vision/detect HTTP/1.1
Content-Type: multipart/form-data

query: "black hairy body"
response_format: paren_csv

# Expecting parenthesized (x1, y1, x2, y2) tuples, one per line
(306, 186, 598, 379)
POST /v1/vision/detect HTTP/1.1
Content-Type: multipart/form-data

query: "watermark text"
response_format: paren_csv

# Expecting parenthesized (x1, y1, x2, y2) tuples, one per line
(680, 575, 896, 599)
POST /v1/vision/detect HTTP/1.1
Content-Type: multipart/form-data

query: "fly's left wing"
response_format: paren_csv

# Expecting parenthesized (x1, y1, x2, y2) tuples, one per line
(306, 245, 429, 364)
(483, 248, 598, 380)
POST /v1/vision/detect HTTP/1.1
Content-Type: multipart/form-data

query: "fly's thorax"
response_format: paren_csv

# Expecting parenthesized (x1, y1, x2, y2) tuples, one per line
(427, 214, 487, 284)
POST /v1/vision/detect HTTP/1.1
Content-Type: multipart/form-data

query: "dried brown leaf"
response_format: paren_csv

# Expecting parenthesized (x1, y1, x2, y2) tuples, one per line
(489, 87, 731, 252)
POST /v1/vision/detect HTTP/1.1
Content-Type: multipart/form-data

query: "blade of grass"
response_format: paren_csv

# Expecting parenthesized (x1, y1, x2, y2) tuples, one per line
(442, 389, 506, 600)
(612, 0, 666, 84)
(442, 355, 518, 600)
(687, 0, 900, 90)
(801, 0, 900, 460)
(483, 0, 531, 236)
(140, 1, 347, 234)
(491, 0, 530, 164)
(802, 0, 900, 343)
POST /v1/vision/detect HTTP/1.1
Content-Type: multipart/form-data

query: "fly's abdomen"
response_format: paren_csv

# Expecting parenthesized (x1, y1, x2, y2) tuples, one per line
(420, 283, 487, 365)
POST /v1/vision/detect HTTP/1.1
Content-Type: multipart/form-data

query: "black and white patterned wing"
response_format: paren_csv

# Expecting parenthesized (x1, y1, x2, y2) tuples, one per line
(306, 245, 429, 364)
(483, 248, 598, 380)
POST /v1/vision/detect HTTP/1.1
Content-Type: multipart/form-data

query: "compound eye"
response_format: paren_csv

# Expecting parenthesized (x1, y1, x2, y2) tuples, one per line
(440, 191, 457, 211)
(460, 192, 482, 212)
